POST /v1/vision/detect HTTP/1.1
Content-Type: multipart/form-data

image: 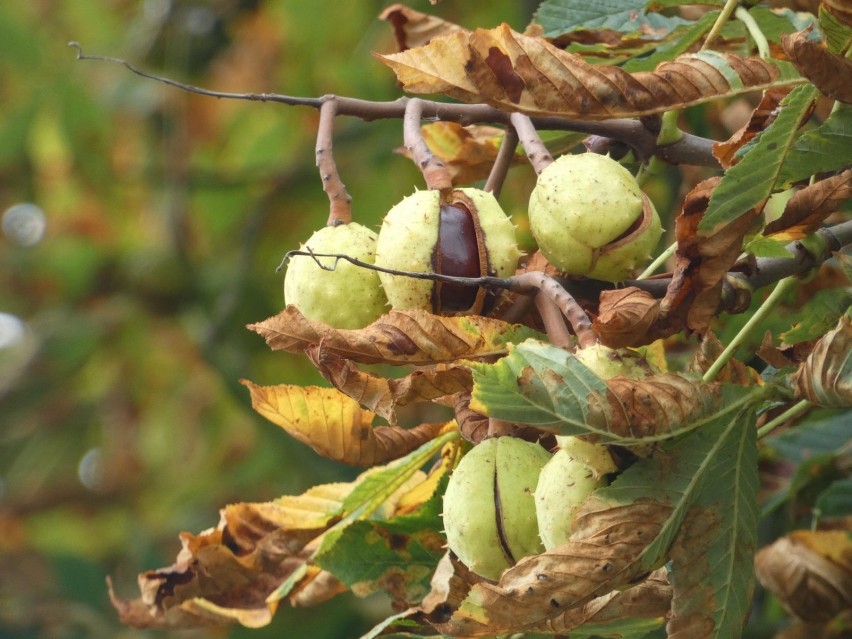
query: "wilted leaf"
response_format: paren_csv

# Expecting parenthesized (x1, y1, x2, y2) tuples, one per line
(763, 169, 852, 238)
(688, 332, 762, 385)
(377, 24, 803, 119)
(821, 2, 852, 53)
(755, 530, 852, 623)
(379, 3, 467, 52)
(778, 102, 852, 186)
(713, 89, 790, 169)
(438, 400, 759, 636)
(593, 287, 662, 349)
(701, 83, 818, 232)
(109, 475, 391, 628)
(248, 306, 539, 366)
(306, 345, 472, 424)
(399, 121, 522, 185)
(529, 570, 671, 634)
(471, 339, 759, 445)
(783, 30, 852, 103)
(661, 177, 759, 336)
(791, 314, 852, 407)
(241, 380, 448, 465)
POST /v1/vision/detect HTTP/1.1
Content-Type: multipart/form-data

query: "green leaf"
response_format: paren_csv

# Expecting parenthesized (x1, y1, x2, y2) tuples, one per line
(470, 339, 608, 433)
(743, 235, 795, 258)
(470, 339, 759, 444)
(444, 385, 760, 637)
(815, 477, 852, 520)
(779, 288, 852, 344)
(667, 402, 758, 639)
(533, 0, 691, 39)
(622, 12, 718, 72)
(820, 5, 852, 55)
(338, 431, 457, 524)
(761, 408, 851, 516)
(646, 0, 723, 7)
(746, 7, 808, 44)
(778, 103, 852, 186)
(700, 83, 819, 232)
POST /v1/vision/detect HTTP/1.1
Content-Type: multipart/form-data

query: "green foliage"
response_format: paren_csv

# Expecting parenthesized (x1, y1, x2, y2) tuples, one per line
(702, 84, 818, 231)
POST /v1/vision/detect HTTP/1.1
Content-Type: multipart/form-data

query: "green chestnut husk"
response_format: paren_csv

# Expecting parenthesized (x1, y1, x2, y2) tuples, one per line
(283, 222, 388, 329)
(442, 436, 551, 580)
(375, 188, 521, 315)
(528, 153, 663, 282)
(534, 440, 614, 550)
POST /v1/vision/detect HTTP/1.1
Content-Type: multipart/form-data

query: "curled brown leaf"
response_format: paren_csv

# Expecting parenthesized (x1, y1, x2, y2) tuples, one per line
(764, 169, 852, 238)
(377, 24, 803, 119)
(755, 530, 852, 623)
(594, 287, 662, 349)
(379, 3, 467, 52)
(661, 177, 760, 336)
(688, 332, 762, 385)
(248, 307, 535, 366)
(791, 314, 852, 407)
(783, 30, 852, 103)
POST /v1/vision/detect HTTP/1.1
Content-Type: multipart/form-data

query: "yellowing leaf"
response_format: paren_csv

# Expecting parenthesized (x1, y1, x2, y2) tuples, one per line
(397, 121, 521, 185)
(377, 24, 804, 120)
(242, 379, 447, 465)
(248, 306, 539, 366)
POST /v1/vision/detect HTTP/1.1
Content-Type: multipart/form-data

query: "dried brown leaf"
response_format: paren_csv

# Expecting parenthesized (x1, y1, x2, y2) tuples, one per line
(791, 314, 852, 407)
(248, 307, 534, 366)
(757, 330, 798, 369)
(688, 332, 763, 385)
(594, 287, 662, 349)
(397, 122, 518, 185)
(377, 24, 803, 120)
(660, 177, 760, 336)
(764, 169, 852, 238)
(713, 89, 791, 169)
(379, 3, 467, 52)
(437, 498, 672, 636)
(306, 345, 472, 424)
(531, 569, 672, 633)
(783, 30, 852, 103)
(109, 482, 356, 628)
(590, 374, 723, 442)
(755, 530, 852, 623)
(241, 380, 447, 465)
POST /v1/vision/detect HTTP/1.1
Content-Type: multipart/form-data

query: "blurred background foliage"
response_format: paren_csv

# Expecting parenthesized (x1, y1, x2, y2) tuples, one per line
(0, 2, 534, 638)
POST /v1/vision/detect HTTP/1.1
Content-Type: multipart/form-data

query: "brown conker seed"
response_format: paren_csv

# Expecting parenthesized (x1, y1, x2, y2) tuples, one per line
(375, 188, 521, 314)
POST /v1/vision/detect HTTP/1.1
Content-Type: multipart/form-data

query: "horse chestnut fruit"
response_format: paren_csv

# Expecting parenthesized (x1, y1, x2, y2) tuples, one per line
(535, 437, 615, 550)
(442, 436, 550, 580)
(528, 153, 662, 282)
(283, 222, 388, 329)
(375, 188, 521, 315)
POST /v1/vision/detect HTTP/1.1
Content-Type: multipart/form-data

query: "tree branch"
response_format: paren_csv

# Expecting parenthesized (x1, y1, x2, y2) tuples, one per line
(70, 43, 721, 168)
(316, 99, 352, 225)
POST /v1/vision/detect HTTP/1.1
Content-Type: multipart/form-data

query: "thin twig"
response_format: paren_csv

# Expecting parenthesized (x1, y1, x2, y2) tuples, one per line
(484, 126, 519, 197)
(405, 99, 452, 191)
(510, 112, 553, 174)
(69, 43, 720, 167)
(534, 292, 574, 349)
(511, 272, 596, 348)
(316, 99, 352, 225)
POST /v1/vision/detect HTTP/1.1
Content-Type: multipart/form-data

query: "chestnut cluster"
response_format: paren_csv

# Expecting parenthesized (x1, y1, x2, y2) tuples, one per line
(282, 153, 662, 328)
(442, 343, 653, 581)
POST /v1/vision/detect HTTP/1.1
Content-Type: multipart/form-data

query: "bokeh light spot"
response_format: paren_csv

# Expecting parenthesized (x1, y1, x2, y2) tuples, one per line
(2, 203, 47, 247)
